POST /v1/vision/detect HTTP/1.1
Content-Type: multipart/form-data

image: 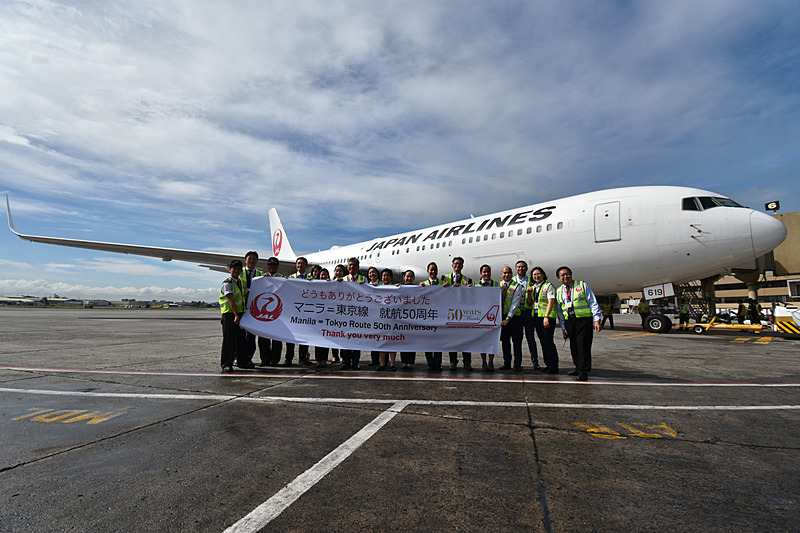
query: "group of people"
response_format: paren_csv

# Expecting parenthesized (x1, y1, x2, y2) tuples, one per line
(219, 253, 603, 381)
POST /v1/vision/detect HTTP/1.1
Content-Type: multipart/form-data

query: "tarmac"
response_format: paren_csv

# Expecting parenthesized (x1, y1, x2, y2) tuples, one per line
(0, 307, 798, 532)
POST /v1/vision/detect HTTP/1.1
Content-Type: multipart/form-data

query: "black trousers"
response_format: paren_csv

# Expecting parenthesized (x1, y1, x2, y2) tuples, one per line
(244, 332, 282, 365)
(341, 349, 361, 367)
(425, 352, 441, 369)
(315, 346, 329, 362)
(401, 352, 416, 364)
(220, 313, 245, 369)
(521, 308, 539, 365)
(565, 316, 593, 374)
(448, 352, 472, 366)
(501, 316, 523, 368)
(284, 343, 309, 363)
(601, 314, 614, 329)
(533, 315, 559, 371)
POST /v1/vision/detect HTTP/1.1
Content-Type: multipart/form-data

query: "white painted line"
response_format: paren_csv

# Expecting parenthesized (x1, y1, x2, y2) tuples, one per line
(3, 366, 800, 387)
(1, 387, 799, 410)
(222, 400, 410, 533)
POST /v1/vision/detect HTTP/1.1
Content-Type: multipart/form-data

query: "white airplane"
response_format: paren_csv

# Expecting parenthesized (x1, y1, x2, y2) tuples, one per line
(5, 186, 788, 332)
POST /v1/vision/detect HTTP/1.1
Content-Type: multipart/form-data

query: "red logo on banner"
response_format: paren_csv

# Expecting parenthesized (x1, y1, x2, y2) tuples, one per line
(272, 229, 283, 257)
(250, 292, 283, 322)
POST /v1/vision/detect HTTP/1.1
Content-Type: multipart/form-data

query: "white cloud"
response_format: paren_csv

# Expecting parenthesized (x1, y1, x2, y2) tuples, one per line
(0, 278, 218, 302)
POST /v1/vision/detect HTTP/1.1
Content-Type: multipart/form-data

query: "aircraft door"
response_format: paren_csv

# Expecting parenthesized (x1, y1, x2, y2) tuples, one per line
(594, 201, 621, 242)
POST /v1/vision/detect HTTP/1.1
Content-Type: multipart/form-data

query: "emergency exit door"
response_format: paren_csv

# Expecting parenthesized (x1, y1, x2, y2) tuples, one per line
(594, 201, 621, 242)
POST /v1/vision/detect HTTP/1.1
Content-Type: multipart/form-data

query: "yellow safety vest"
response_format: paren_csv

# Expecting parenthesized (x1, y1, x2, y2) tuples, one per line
(533, 281, 557, 318)
(501, 279, 521, 317)
(556, 281, 592, 320)
(444, 273, 472, 286)
(219, 278, 246, 315)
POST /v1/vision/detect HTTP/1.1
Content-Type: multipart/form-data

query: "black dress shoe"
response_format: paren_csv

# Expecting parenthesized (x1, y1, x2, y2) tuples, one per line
(237, 362, 256, 369)
(512, 367, 521, 372)
(567, 369, 579, 376)
(221, 365, 233, 373)
(499, 365, 511, 370)
(536, 366, 547, 372)
(533, 363, 541, 370)
(464, 364, 473, 371)
(341, 364, 351, 370)
(576, 373, 588, 381)
(283, 361, 294, 367)
(449, 363, 458, 370)
(352, 365, 361, 371)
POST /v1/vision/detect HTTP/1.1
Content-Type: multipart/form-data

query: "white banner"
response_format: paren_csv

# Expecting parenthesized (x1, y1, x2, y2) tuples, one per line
(240, 277, 501, 354)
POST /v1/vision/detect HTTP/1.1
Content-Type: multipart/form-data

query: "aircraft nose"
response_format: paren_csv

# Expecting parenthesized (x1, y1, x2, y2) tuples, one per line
(750, 211, 787, 257)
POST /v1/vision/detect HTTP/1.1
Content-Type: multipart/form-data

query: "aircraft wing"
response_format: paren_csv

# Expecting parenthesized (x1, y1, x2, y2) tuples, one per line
(5, 194, 291, 273)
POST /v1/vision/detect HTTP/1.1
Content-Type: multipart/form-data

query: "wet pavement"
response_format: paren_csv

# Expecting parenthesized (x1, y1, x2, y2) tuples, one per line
(0, 308, 798, 532)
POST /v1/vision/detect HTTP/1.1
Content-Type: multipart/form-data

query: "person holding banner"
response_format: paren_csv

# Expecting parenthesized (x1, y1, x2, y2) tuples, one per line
(317, 268, 338, 366)
(400, 269, 418, 370)
(285, 256, 311, 366)
(444, 257, 473, 371)
(367, 266, 382, 367)
(333, 264, 346, 282)
(555, 266, 602, 381)
(340, 257, 366, 370)
(421, 264, 443, 371)
(248, 255, 284, 367)
(220, 260, 247, 372)
(238, 251, 263, 369)
(420, 261, 441, 286)
(475, 264, 499, 372)
(499, 265, 524, 371)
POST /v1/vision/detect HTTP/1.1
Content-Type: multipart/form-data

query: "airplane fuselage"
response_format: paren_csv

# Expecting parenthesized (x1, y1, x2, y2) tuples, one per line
(288, 186, 787, 294)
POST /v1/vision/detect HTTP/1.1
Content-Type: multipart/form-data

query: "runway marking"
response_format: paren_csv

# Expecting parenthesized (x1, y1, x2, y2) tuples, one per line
(608, 332, 657, 340)
(2, 387, 799, 411)
(574, 422, 678, 439)
(3, 366, 800, 388)
(754, 336, 776, 345)
(222, 400, 410, 533)
(12, 408, 125, 424)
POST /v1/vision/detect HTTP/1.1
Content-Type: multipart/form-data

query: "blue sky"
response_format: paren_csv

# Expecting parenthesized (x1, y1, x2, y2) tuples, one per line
(1, 1, 798, 302)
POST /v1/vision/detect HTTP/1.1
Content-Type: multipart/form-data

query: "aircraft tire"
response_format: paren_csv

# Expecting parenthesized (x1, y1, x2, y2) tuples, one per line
(644, 314, 673, 333)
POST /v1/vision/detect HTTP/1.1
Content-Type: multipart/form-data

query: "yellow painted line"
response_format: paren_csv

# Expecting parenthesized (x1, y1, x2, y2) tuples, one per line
(574, 421, 679, 439)
(753, 337, 775, 345)
(731, 337, 751, 343)
(13, 408, 125, 424)
(609, 332, 657, 340)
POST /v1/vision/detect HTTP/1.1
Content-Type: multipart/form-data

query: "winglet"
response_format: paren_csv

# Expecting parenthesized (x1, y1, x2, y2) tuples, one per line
(268, 208, 298, 261)
(5, 193, 22, 237)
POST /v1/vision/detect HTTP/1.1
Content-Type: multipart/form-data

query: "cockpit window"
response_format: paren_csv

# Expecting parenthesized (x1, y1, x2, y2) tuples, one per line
(713, 197, 744, 208)
(682, 197, 700, 211)
(684, 196, 746, 211)
(698, 197, 718, 209)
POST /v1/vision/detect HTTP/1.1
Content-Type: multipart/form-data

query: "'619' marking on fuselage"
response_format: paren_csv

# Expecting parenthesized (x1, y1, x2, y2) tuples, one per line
(13, 408, 126, 425)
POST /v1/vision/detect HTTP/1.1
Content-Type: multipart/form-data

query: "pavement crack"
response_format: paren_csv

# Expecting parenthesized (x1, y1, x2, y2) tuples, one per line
(522, 380, 553, 533)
